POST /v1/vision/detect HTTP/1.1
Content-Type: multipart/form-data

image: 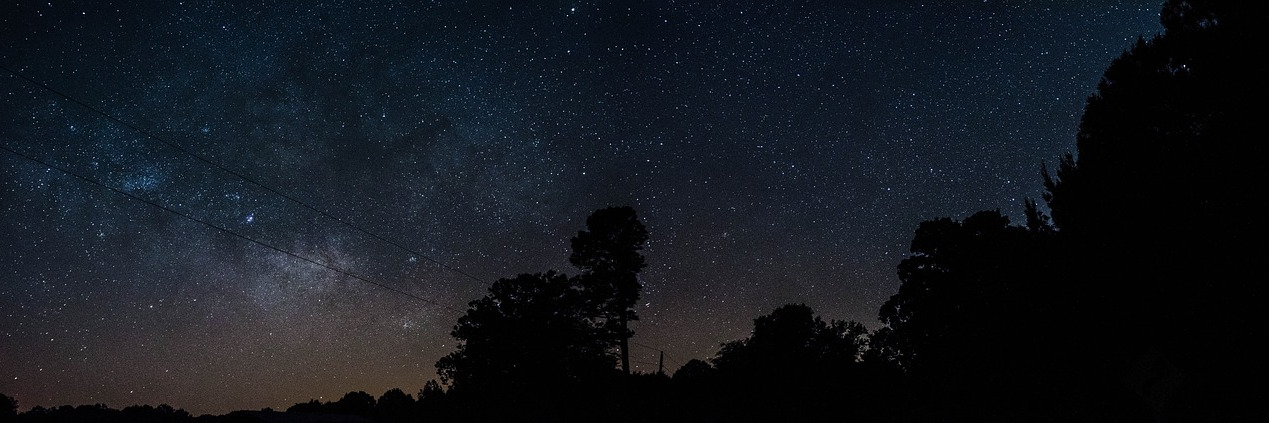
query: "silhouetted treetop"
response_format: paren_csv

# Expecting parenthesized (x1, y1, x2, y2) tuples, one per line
(436, 271, 614, 395)
(1034, 1, 1266, 418)
(285, 399, 324, 414)
(713, 304, 867, 378)
(569, 206, 648, 278)
(1, 393, 15, 418)
(1043, 0, 1261, 244)
(332, 391, 375, 417)
(877, 210, 1061, 376)
(7, 401, 193, 423)
(373, 388, 414, 422)
(418, 380, 444, 402)
(569, 206, 649, 374)
(670, 359, 715, 383)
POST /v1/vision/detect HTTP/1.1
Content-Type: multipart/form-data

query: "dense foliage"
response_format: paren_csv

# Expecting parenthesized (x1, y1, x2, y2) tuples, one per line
(569, 206, 649, 374)
(435, 271, 616, 396)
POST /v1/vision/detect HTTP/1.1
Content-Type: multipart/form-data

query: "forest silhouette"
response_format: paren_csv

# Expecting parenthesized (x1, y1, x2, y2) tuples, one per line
(3, 0, 1264, 421)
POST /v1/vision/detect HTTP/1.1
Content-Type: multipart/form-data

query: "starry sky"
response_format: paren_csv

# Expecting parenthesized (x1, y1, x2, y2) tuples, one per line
(1, 0, 1161, 416)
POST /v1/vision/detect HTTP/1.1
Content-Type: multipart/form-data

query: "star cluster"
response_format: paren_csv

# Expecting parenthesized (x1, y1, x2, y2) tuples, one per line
(2, 0, 1160, 415)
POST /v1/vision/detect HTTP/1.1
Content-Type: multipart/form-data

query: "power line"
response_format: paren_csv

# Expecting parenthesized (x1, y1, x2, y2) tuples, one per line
(0, 63, 486, 285)
(5, 131, 680, 355)
(4, 140, 682, 357)
(631, 341, 663, 352)
(0, 64, 681, 358)
(630, 340, 687, 371)
(0, 143, 463, 314)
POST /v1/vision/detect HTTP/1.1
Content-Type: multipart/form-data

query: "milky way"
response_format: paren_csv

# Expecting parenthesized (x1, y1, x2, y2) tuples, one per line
(2, 1, 1161, 415)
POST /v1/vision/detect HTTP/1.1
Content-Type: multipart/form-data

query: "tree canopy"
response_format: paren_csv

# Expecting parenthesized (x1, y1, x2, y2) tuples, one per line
(436, 271, 614, 396)
(1, 394, 16, 418)
(877, 211, 1060, 374)
(873, 1, 1267, 419)
(569, 206, 649, 374)
(713, 303, 867, 377)
(665, 304, 880, 423)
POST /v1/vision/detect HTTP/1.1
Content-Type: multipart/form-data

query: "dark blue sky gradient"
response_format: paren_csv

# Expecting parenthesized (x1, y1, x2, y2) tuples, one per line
(2, 0, 1160, 414)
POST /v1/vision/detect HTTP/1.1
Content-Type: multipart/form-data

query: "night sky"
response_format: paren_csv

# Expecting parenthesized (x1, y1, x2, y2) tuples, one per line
(2, 0, 1161, 415)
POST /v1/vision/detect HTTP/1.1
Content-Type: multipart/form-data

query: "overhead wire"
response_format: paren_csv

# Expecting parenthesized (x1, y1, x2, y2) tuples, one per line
(4, 138, 688, 365)
(0, 143, 463, 314)
(1, 63, 686, 359)
(631, 341, 663, 352)
(0, 63, 487, 285)
(629, 340, 690, 372)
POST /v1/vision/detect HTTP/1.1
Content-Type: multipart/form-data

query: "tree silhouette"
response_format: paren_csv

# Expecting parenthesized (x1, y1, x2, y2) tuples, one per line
(692, 304, 872, 422)
(713, 304, 867, 377)
(1, 393, 15, 420)
(7, 402, 196, 423)
(1037, 0, 1265, 419)
(872, 1, 1265, 420)
(119, 404, 190, 423)
(417, 379, 445, 404)
(569, 206, 648, 375)
(670, 359, 714, 383)
(414, 380, 453, 422)
(872, 210, 1096, 420)
(877, 211, 1051, 372)
(285, 399, 324, 414)
(436, 271, 615, 397)
(331, 391, 375, 417)
(374, 388, 414, 422)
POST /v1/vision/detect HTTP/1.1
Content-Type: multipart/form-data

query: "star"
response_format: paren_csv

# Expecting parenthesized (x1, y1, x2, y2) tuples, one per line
(0, 0, 1164, 414)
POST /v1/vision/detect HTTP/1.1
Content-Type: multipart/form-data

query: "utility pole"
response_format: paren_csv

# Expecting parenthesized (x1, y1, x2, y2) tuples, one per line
(658, 350, 665, 375)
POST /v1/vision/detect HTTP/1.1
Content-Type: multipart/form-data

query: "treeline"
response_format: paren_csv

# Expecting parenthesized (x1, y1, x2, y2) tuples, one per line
(3, 0, 1263, 421)
(0, 399, 193, 423)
